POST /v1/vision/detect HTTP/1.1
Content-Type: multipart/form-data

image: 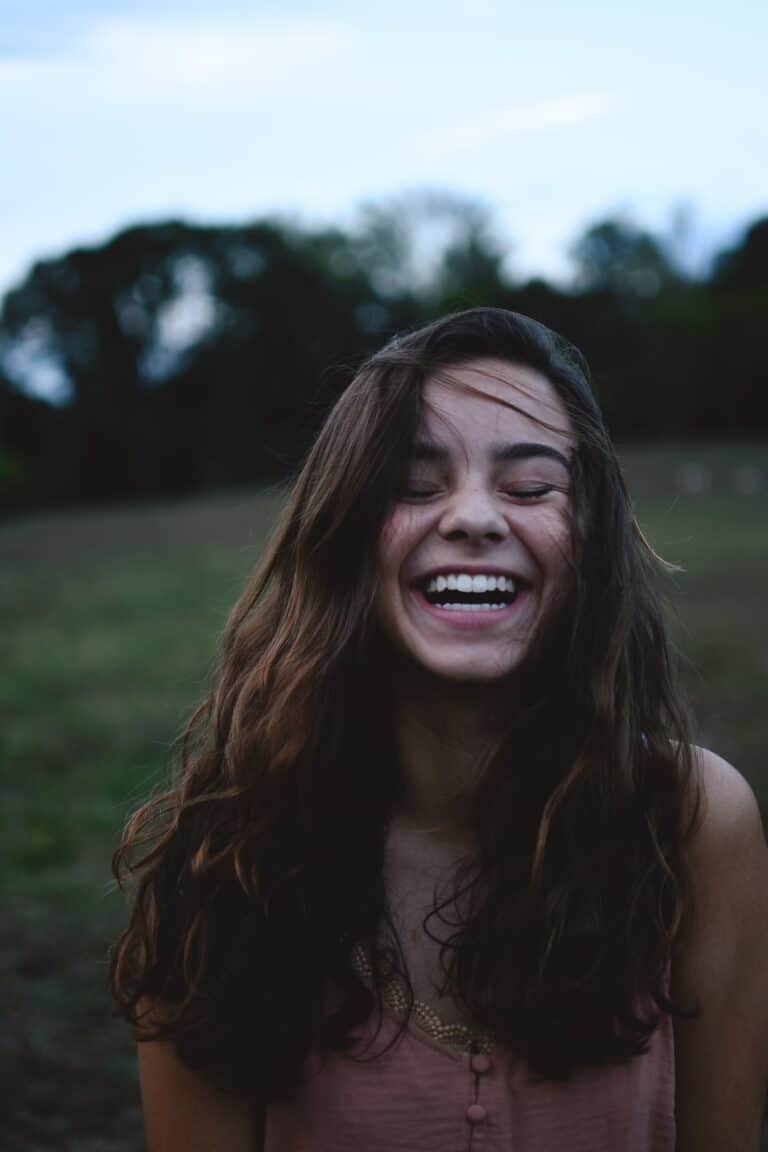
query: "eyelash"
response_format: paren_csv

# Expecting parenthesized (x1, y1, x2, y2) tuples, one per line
(402, 485, 555, 501)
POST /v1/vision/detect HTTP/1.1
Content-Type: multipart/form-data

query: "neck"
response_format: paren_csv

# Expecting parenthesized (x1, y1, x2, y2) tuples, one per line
(389, 673, 512, 841)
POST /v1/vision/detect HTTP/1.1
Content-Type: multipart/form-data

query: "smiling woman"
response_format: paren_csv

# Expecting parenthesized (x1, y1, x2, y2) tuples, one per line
(375, 359, 576, 686)
(110, 308, 768, 1151)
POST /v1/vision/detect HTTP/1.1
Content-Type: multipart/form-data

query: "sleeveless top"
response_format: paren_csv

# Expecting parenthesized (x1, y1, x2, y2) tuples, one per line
(264, 948, 676, 1151)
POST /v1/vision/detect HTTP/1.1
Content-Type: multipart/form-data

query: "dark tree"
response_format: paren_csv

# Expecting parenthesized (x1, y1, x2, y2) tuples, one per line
(0, 222, 221, 500)
(706, 217, 768, 432)
(0, 220, 390, 501)
(570, 219, 678, 298)
(713, 217, 768, 291)
(1, 203, 767, 509)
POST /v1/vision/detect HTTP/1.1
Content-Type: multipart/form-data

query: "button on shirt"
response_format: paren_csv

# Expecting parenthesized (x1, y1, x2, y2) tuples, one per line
(265, 1004, 676, 1151)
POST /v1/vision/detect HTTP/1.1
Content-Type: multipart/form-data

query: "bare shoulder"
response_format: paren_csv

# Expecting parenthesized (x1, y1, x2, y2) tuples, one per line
(678, 744, 766, 932)
(684, 744, 764, 858)
(693, 743, 759, 808)
(136, 999, 264, 1152)
(672, 746, 768, 1151)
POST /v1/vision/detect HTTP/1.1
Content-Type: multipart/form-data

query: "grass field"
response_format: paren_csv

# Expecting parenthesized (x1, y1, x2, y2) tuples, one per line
(1, 443, 767, 1150)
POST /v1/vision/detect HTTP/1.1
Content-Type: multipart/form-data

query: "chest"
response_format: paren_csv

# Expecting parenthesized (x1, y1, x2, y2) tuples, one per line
(378, 840, 478, 1030)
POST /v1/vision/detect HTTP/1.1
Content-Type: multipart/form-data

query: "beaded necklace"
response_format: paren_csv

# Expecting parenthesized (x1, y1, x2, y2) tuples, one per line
(350, 942, 495, 1054)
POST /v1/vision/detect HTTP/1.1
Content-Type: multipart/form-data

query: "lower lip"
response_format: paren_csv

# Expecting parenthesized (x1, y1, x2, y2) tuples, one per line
(411, 587, 529, 630)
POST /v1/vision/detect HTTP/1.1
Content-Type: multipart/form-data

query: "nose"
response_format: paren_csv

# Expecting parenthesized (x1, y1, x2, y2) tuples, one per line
(438, 484, 510, 543)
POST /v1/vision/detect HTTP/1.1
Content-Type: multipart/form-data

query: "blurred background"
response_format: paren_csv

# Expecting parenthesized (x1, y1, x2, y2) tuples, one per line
(1, 0, 766, 1146)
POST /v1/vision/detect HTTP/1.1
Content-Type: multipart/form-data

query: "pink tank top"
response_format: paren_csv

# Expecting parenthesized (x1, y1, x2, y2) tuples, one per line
(265, 996, 676, 1150)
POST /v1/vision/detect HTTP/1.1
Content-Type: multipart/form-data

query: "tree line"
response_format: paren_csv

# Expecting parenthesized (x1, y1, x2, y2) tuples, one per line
(1, 195, 766, 511)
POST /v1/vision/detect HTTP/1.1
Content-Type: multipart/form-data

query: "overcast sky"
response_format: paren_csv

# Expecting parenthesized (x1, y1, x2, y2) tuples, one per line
(2, 0, 767, 299)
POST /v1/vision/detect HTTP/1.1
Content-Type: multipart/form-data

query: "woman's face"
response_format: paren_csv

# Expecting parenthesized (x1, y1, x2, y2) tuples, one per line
(374, 357, 576, 685)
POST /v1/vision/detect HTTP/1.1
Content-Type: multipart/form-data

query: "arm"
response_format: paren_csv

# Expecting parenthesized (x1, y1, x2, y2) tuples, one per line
(672, 747, 768, 1152)
(137, 1026, 264, 1152)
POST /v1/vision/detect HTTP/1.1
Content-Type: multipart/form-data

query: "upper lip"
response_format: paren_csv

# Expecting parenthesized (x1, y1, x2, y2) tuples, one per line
(412, 564, 530, 586)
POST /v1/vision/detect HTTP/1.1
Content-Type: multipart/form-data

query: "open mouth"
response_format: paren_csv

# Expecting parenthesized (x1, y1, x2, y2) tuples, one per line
(416, 573, 523, 612)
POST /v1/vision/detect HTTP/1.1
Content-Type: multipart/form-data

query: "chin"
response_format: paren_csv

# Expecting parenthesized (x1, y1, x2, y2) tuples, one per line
(413, 652, 525, 687)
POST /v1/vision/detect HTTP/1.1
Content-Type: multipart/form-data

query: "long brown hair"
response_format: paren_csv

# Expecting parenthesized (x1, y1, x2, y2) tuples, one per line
(110, 307, 701, 1100)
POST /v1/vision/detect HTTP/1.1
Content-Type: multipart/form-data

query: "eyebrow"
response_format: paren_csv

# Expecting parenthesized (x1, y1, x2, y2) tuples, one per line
(407, 439, 572, 472)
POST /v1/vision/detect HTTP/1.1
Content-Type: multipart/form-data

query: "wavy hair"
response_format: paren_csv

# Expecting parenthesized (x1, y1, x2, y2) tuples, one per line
(110, 307, 702, 1100)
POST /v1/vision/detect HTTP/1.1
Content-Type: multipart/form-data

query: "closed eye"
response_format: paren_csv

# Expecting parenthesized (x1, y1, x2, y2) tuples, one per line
(504, 486, 555, 499)
(399, 487, 443, 500)
(400, 485, 559, 501)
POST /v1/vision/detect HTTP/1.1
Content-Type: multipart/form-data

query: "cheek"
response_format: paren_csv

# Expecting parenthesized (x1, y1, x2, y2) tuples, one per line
(549, 513, 575, 569)
(546, 525, 576, 601)
(375, 512, 410, 608)
(515, 505, 573, 567)
(377, 514, 400, 554)
(376, 504, 424, 564)
(375, 520, 401, 589)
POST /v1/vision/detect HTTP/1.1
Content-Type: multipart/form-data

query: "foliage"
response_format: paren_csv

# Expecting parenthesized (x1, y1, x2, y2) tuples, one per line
(569, 218, 677, 296)
(1, 203, 767, 510)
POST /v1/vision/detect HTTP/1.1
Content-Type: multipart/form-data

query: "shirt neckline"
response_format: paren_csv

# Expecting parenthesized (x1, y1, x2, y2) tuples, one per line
(350, 942, 495, 1058)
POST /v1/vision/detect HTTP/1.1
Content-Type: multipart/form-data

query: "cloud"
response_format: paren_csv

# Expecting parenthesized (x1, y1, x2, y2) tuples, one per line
(417, 92, 620, 158)
(89, 17, 351, 100)
(0, 15, 353, 104)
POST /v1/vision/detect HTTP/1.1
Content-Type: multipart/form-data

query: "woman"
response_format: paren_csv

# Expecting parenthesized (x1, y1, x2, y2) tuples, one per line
(111, 308, 768, 1150)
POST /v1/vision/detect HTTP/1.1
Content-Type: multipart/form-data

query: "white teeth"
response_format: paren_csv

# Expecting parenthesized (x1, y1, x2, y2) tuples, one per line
(437, 603, 508, 611)
(424, 572, 518, 594)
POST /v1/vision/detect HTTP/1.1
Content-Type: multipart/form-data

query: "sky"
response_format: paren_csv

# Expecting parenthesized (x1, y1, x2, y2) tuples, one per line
(1, 0, 767, 303)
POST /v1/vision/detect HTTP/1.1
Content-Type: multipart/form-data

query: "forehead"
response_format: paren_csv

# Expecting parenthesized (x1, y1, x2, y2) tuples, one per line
(419, 357, 574, 452)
